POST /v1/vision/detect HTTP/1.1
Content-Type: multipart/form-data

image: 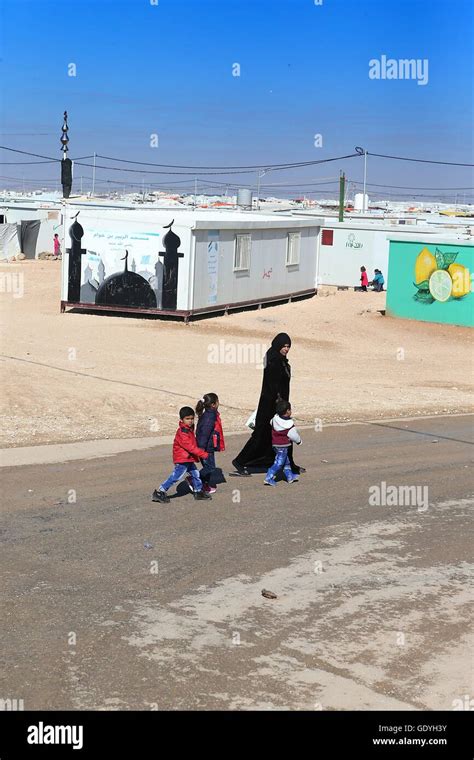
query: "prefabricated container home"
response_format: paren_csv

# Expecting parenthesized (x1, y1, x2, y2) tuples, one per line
(60, 206, 322, 320)
(316, 220, 469, 289)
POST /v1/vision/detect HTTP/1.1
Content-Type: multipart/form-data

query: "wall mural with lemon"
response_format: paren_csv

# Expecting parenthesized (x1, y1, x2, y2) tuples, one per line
(386, 239, 473, 327)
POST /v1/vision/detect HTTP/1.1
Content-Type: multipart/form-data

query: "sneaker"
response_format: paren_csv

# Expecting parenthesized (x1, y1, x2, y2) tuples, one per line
(151, 489, 170, 503)
(264, 478, 277, 487)
(194, 490, 212, 500)
(203, 483, 217, 494)
(185, 475, 195, 493)
(286, 477, 299, 484)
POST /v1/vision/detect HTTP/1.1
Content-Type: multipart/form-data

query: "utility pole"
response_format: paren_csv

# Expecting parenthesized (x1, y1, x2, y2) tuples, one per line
(256, 170, 262, 210)
(363, 150, 367, 211)
(194, 177, 198, 208)
(338, 171, 345, 222)
(355, 146, 368, 211)
(257, 169, 270, 210)
(92, 152, 96, 197)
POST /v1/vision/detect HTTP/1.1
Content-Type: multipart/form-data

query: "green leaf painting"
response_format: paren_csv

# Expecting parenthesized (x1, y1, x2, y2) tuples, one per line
(413, 279, 430, 291)
(413, 290, 435, 304)
(434, 248, 458, 270)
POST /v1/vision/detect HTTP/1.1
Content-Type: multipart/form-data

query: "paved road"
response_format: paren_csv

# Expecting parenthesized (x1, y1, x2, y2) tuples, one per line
(1, 415, 473, 710)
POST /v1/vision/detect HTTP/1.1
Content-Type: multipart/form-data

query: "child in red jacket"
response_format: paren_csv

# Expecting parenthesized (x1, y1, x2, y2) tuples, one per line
(152, 406, 211, 503)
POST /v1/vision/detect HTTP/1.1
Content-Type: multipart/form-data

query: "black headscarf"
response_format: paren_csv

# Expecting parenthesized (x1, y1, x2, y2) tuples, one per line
(265, 332, 292, 365)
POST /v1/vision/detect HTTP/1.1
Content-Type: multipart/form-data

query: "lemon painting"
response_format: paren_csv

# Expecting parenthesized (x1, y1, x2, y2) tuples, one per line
(413, 246, 471, 305)
(386, 239, 473, 327)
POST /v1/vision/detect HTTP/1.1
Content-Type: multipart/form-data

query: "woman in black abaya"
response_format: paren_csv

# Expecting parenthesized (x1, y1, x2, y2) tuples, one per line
(232, 332, 303, 476)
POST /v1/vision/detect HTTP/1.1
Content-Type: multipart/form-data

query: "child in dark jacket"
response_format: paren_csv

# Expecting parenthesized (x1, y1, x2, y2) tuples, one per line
(194, 393, 225, 494)
(264, 400, 302, 486)
(151, 406, 211, 504)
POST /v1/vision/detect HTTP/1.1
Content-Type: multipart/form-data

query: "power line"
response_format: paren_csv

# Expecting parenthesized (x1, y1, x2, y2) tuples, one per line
(353, 181, 474, 190)
(71, 154, 360, 176)
(0, 146, 94, 161)
(3, 173, 471, 193)
(2, 145, 473, 172)
(0, 145, 360, 174)
(368, 151, 474, 167)
(94, 153, 356, 170)
(0, 160, 59, 165)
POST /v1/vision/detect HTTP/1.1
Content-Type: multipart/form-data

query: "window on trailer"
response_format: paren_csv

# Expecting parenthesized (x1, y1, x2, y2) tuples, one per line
(234, 233, 251, 271)
(286, 232, 301, 265)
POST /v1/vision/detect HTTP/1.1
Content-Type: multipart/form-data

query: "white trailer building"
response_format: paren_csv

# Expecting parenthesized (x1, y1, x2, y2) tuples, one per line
(316, 219, 470, 288)
(60, 205, 322, 320)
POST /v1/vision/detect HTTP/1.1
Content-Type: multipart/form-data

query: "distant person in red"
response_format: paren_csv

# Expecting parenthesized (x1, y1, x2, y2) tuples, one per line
(53, 234, 61, 258)
(359, 266, 368, 291)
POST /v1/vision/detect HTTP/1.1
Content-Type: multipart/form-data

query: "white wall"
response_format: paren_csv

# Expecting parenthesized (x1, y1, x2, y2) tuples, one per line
(316, 225, 463, 288)
(61, 209, 192, 309)
(318, 227, 390, 287)
(36, 219, 62, 255)
(191, 226, 318, 310)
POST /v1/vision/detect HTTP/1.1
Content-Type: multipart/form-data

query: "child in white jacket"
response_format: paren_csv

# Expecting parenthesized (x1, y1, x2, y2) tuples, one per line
(264, 400, 302, 486)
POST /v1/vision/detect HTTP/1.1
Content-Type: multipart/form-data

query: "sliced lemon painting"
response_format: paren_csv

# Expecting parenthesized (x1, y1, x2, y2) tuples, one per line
(413, 247, 471, 304)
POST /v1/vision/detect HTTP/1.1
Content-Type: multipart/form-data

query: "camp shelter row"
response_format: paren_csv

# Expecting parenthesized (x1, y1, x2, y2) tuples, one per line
(291, 213, 472, 290)
(2, 198, 471, 320)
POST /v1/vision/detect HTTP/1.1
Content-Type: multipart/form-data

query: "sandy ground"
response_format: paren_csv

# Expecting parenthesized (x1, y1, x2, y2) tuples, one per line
(0, 260, 473, 448)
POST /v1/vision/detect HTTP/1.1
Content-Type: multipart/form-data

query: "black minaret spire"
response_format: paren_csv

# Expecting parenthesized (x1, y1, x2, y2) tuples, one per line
(66, 212, 86, 302)
(159, 220, 184, 310)
(61, 111, 72, 198)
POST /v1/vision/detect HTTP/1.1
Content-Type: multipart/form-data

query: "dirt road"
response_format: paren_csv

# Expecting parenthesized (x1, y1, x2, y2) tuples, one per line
(1, 414, 472, 710)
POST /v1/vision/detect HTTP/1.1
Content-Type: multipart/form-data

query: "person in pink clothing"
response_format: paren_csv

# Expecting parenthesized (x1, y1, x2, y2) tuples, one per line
(53, 234, 61, 258)
(359, 266, 368, 291)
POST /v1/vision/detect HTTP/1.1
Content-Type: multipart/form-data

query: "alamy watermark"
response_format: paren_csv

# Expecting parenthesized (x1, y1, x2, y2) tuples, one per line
(369, 55, 429, 86)
(452, 694, 474, 710)
(0, 697, 24, 710)
(207, 340, 268, 369)
(27, 722, 83, 750)
(369, 481, 429, 512)
(0, 271, 24, 298)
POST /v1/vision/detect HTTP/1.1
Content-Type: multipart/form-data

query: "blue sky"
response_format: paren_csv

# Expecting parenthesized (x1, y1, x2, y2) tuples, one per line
(1, 0, 473, 199)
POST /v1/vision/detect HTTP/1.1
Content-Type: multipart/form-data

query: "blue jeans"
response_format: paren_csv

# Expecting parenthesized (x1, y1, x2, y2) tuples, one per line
(160, 462, 202, 492)
(266, 447, 294, 481)
(200, 451, 215, 485)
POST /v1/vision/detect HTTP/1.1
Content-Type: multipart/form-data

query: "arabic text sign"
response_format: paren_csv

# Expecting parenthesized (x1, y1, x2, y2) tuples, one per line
(207, 231, 219, 304)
